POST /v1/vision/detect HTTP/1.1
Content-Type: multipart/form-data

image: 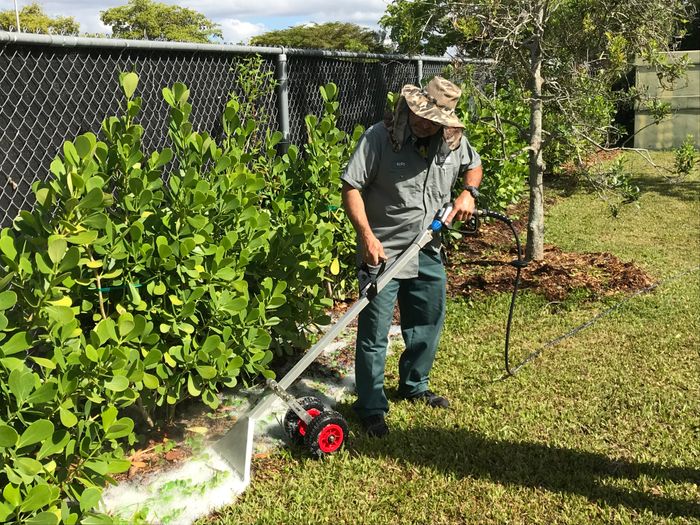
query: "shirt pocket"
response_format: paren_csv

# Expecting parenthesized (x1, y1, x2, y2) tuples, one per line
(386, 162, 424, 208)
(433, 162, 458, 205)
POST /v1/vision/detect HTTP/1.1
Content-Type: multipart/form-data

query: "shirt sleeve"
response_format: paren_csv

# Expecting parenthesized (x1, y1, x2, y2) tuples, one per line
(340, 125, 383, 190)
(458, 135, 482, 174)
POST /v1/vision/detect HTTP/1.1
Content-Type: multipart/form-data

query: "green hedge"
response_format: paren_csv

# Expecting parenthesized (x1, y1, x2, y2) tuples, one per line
(0, 71, 359, 524)
(456, 79, 529, 211)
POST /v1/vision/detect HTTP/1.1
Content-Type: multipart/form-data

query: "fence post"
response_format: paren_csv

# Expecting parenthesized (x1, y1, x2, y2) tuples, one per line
(276, 50, 290, 154)
(13, 0, 21, 31)
(417, 58, 423, 86)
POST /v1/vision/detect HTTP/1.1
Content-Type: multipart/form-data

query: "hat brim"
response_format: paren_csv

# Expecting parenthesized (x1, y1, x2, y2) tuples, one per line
(401, 85, 464, 129)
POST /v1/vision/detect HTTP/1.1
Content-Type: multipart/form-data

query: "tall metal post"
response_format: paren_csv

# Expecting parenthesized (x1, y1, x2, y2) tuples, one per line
(13, 0, 21, 32)
(417, 58, 423, 86)
(276, 51, 290, 154)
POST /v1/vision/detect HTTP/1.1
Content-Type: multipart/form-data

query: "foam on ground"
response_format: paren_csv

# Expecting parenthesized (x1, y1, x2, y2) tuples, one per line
(100, 324, 403, 524)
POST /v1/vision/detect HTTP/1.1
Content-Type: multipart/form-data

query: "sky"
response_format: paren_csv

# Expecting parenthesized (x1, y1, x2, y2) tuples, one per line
(18, 0, 390, 43)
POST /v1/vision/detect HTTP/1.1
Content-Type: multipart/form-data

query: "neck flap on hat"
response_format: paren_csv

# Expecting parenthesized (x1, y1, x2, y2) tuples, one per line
(384, 96, 463, 153)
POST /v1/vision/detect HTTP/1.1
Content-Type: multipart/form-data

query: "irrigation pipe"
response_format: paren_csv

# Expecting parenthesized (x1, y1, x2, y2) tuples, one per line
(503, 264, 700, 378)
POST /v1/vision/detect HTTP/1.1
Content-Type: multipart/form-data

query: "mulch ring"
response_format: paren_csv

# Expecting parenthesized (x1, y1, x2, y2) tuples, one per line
(447, 211, 654, 302)
(333, 193, 655, 306)
(448, 244, 654, 302)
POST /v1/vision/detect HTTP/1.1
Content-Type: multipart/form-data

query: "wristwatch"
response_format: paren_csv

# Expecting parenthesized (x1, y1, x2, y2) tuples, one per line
(463, 185, 480, 199)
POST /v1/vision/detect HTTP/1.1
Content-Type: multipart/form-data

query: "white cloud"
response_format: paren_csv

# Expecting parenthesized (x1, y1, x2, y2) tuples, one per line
(183, 0, 386, 21)
(219, 19, 267, 44)
(14, 0, 388, 37)
(82, 14, 112, 34)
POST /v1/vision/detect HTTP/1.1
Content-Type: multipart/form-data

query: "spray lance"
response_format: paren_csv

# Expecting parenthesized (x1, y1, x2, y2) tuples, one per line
(214, 203, 463, 478)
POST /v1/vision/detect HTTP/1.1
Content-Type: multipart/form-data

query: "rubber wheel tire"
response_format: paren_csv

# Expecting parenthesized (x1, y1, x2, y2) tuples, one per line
(283, 396, 325, 445)
(304, 409, 348, 458)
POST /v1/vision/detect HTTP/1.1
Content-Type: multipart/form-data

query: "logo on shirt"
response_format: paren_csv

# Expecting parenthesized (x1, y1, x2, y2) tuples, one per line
(395, 162, 407, 167)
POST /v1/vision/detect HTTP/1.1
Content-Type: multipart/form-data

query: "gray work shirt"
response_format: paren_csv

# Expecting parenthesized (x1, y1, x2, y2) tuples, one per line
(341, 122, 482, 279)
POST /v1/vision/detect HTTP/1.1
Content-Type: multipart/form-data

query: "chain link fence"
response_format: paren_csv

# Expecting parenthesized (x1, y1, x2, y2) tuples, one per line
(286, 56, 418, 144)
(0, 32, 479, 227)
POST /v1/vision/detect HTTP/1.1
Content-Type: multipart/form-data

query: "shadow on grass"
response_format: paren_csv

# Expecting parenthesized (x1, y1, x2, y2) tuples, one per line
(631, 174, 700, 203)
(544, 171, 700, 203)
(349, 424, 700, 520)
(545, 173, 580, 198)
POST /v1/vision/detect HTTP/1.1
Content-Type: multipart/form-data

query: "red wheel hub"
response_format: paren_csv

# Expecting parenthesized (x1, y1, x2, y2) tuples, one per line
(298, 408, 321, 436)
(317, 423, 344, 453)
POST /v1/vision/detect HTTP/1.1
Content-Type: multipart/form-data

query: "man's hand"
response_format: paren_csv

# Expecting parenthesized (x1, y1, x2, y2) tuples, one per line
(342, 183, 387, 266)
(361, 232, 387, 266)
(445, 190, 476, 225)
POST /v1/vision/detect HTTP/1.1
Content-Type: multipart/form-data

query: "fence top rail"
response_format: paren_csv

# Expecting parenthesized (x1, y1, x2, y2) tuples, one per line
(0, 30, 464, 63)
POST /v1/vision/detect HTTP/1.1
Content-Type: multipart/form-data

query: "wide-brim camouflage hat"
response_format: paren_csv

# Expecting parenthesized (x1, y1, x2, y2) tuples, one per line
(401, 76, 464, 129)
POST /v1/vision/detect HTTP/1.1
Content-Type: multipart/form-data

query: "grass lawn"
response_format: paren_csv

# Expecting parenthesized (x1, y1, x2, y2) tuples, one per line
(200, 152, 699, 525)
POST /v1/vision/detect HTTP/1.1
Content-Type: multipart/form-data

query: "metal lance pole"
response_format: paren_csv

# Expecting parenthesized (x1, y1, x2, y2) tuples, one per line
(417, 58, 423, 86)
(276, 50, 290, 154)
(14, 0, 21, 32)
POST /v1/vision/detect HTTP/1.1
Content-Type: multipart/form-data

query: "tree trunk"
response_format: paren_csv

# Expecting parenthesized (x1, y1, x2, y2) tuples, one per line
(526, 4, 546, 262)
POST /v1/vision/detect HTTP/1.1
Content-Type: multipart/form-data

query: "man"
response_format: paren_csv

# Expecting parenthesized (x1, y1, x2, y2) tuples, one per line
(340, 76, 483, 438)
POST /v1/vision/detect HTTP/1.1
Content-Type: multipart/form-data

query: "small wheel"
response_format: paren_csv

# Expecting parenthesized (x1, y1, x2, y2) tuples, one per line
(304, 409, 348, 458)
(283, 396, 325, 445)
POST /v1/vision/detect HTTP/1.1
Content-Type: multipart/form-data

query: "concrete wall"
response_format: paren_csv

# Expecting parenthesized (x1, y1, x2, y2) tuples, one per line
(635, 50, 700, 150)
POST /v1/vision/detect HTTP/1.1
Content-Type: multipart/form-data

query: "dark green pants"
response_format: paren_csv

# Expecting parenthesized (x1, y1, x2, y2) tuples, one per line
(354, 250, 447, 418)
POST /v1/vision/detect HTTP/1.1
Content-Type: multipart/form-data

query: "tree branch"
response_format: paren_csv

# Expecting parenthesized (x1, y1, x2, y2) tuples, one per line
(572, 128, 677, 177)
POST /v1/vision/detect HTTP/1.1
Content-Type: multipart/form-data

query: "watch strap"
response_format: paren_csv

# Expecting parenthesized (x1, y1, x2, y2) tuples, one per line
(463, 185, 480, 199)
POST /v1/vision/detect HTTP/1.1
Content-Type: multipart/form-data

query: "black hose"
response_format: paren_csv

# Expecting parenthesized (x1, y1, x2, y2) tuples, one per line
(449, 209, 527, 376)
(505, 267, 522, 376)
(450, 211, 699, 377)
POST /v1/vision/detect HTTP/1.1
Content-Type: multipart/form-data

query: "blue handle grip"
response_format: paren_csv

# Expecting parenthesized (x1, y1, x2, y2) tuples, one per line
(430, 219, 444, 232)
(430, 203, 453, 231)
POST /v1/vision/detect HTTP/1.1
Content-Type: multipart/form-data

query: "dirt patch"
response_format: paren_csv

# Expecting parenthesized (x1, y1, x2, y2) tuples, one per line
(448, 244, 654, 302)
(113, 400, 247, 482)
(115, 436, 186, 481)
(446, 200, 654, 302)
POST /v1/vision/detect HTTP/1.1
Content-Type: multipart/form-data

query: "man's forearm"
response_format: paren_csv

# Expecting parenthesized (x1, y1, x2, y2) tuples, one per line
(447, 165, 484, 223)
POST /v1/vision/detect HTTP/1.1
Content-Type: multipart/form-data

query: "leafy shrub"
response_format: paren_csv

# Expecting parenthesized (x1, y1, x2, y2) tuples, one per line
(0, 71, 288, 523)
(543, 72, 620, 175)
(456, 79, 529, 211)
(673, 134, 698, 178)
(289, 83, 363, 299)
(237, 82, 363, 353)
(0, 70, 358, 523)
